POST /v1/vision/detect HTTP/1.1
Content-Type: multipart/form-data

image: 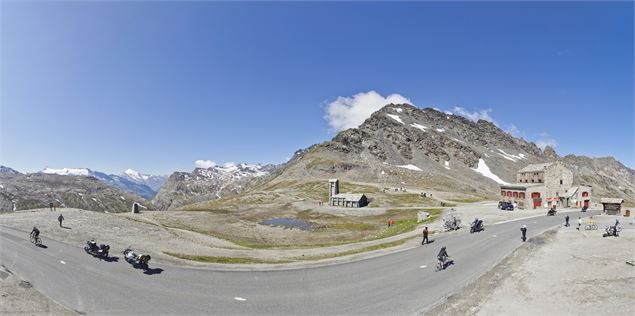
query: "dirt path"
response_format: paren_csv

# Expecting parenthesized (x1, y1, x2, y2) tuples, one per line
(427, 215, 635, 316)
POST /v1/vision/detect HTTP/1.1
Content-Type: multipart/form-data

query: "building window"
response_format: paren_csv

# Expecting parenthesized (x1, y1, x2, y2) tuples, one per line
(582, 191, 588, 197)
(513, 192, 518, 198)
(531, 179, 534, 183)
(538, 179, 542, 183)
(531, 192, 541, 198)
(519, 192, 525, 199)
(501, 191, 505, 196)
(560, 180, 563, 185)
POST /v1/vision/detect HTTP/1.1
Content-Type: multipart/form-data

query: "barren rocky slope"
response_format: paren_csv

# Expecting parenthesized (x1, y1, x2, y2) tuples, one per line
(262, 104, 635, 204)
(153, 163, 277, 210)
(0, 173, 147, 213)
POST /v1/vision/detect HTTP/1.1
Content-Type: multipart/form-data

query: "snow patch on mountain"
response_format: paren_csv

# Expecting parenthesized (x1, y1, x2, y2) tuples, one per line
(472, 159, 509, 185)
(410, 123, 427, 132)
(386, 114, 404, 124)
(398, 164, 422, 171)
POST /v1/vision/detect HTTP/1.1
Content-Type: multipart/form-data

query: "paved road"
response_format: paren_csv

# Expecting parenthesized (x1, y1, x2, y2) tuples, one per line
(0, 210, 593, 315)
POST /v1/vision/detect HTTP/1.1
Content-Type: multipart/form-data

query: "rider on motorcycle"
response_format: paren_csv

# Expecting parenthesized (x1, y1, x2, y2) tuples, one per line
(87, 239, 98, 252)
(30, 226, 40, 239)
(437, 246, 449, 264)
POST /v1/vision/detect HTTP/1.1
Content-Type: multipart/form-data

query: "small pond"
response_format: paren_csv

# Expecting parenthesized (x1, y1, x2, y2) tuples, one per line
(260, 218, 313, 231)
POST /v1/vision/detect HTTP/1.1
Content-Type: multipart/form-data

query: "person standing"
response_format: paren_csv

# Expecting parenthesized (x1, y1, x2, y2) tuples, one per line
(520, 225, 527, 242)
(422, 227, 429, 245)
(49, 202, 54, 212)
(577, 217, 582, 230)
(58, 214, 64, 227)
(565, 215, 570, 227)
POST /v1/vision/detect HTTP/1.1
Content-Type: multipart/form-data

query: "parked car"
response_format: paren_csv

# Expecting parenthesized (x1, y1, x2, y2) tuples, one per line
(498, 201, 514, 211)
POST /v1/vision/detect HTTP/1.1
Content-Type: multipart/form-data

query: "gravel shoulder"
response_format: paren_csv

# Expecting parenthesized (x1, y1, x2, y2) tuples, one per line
(0, 265, 76, 315)
(426, 215, 635, 316)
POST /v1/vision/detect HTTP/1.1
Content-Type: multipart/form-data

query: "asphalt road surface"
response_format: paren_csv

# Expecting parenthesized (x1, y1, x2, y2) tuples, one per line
(0, 210, 592, 315)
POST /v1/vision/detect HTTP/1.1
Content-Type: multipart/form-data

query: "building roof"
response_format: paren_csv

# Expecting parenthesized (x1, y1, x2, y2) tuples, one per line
(518, 163, 553, 173)
(332, 193, 366, 201)
(600, 198, 624, 204)
(564, 186, 579, 198)
(500, 183, 544, 190)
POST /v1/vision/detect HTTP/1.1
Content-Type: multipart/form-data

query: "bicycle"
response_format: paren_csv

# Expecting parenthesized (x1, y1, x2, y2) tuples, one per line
(585, 223, 598, 230)
(30, 234, 42, 246)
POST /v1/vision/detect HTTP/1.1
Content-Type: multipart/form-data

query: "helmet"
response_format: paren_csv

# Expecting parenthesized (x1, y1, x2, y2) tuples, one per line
(522, 225, 527, 228)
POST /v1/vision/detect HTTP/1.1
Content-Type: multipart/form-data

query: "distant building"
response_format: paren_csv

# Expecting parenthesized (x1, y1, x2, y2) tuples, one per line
(500, 162, 591, 209)
(600, 198, 623, 215)
(328, 178, 368, 208)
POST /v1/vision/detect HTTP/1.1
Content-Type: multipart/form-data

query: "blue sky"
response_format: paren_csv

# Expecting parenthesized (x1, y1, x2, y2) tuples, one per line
(1, 1, 633, 175)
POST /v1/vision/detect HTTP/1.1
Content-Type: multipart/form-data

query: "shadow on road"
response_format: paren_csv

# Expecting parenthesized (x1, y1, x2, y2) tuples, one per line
(143, 268, 164, 275)
(36, 244, 48, 249)
(102, 256, 119, 263)
(422, 239, 436, 245)
(61, 226, 71, 230)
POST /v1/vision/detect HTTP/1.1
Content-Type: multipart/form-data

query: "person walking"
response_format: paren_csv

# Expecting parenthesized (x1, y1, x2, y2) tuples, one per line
(58, 214, 64, 227)
(49, 202, 54, 212)
(577, 217, 582, 230)
(565, 215, 570, 227)
(422, 226, 429, 245)
(520, 225, 527, 242)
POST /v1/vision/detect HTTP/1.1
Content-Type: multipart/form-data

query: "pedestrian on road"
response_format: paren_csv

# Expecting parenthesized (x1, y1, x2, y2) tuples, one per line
(565, 215, 570, 227)
(422, 227, 429, 245)
(520, 225, 527, 242)
(58, 214, 64, 227)
(49, 202, 54, 212)
(577, 217, 582, 230)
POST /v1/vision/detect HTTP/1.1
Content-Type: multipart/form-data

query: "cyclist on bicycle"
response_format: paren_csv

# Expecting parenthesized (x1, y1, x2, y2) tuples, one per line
(30, 226, 40, 239)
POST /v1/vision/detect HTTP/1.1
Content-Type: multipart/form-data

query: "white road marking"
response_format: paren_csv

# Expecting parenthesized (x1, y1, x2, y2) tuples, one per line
(419, 265, 427, 269)
(234, 297, 247, 301)
(533, 221, 537, 223)
(492, 235, 497, 238)
(60, 261, 66, 265)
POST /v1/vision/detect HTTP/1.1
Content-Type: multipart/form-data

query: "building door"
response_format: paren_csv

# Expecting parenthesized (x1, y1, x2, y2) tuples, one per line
(583, 200, 589, 208)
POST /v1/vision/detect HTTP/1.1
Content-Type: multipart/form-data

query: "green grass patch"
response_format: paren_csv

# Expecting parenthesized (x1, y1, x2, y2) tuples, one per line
(295, 238, 411, 261)
(164, 252, 292, 264)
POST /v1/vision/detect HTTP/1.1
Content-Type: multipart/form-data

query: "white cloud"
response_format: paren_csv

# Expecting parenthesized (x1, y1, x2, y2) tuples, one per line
(325, 90, 412, 131)
(195, 160, 216, 169)
(506, 124, 523, 138)
(451, 106, 495, 123)
(535, 133, 558, 149)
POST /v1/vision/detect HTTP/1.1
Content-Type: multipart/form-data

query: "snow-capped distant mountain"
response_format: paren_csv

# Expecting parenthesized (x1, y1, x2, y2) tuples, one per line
(0, 166, 21, 176)
(153, 163, 277, 210)
(40, 168, 166, 199)
(121, 169, 167, 192)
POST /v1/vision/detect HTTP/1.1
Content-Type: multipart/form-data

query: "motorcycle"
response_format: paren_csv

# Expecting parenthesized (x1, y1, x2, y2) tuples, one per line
(602, 225, 621, 238)
(470, 219, 484, 233)
(547, 209, 556, 216)
(84, 240, 110, 258)
(123, 248, 151, 270)
(435, 256, 454, 272)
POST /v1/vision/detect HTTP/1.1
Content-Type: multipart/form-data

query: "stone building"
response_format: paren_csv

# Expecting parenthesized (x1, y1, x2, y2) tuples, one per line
(600, 198, 623, 215)
(500, 162, 591, 209)
(328, 179, 369, 208)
